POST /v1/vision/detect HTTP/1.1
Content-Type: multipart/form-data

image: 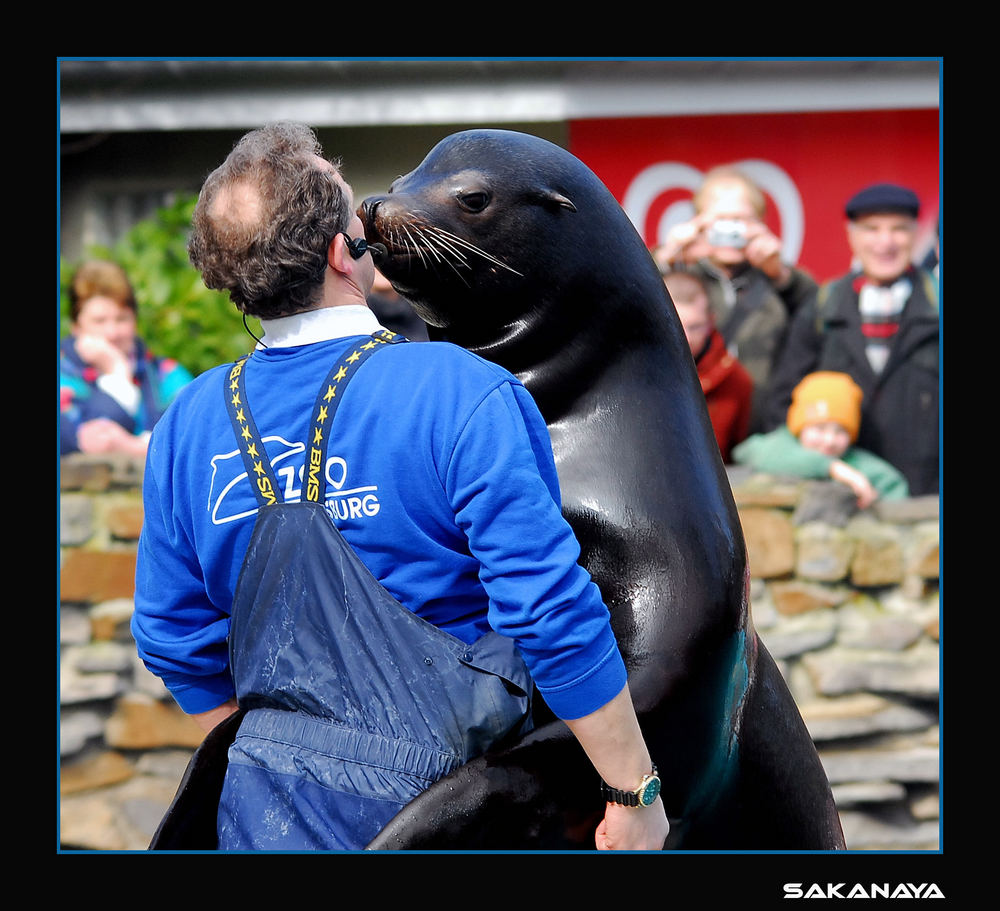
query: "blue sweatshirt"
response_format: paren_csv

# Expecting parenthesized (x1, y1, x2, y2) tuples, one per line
(132, 309, 626, 721)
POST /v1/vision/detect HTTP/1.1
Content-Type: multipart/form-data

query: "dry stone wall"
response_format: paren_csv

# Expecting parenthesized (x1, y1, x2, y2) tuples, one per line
(58, 453, 941, 852)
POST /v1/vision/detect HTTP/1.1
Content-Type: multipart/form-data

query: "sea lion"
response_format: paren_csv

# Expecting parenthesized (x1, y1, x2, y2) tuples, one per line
(359, 129, 845, 850)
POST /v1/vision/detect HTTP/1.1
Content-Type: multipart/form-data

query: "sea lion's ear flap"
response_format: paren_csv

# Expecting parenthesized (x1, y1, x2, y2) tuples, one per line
(537, 189, 577, 212)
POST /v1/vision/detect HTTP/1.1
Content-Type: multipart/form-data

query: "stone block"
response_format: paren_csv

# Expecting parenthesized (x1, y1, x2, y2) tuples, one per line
(794, 522, 853, 581)
(801, 642, 940, 699)
(799, 693, 937, 741)
(60, 605, 92, 646)
(770, 580, 846, 616)
(731, 474, 802, 509)
(60, 707, 108, 756)
(61, 750, 135, 795)
(873, 495, 939, 523)
(832, 780, 907, 806)
(105, 693, 204, 750)
(758, 608, 837, 659)
(60, 456, 112, 492)
(60, 647, 126, 705)
(90, 597, 135, 642)
(792, 481, 858, 527)
(739, 508, 795, 579)
(60, 493, 95, 546)
(849, 520, 904, 586)
(838, 807, 940, 850)
(818, 735, 939, 784)
(836, 597, 924, 651)
(60, 549, 137, 604)
(908, 521, 940, 580)
(107, 502, 144, 541)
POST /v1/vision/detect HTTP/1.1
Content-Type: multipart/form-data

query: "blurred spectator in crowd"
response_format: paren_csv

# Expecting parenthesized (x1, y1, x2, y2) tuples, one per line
(60, 260, 193, 457)
(654, 166, 817, 434)
(367, 270, 429, 341)
(765, 183, 938, 496)
(665, 269, 752, 463)
(734, 371, 909, 508)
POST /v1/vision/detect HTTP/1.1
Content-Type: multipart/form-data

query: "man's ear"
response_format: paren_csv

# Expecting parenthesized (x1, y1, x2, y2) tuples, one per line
(329, 232, 350, 273)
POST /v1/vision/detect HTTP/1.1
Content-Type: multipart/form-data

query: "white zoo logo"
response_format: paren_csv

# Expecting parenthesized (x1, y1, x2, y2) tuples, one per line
(210, 438, 380, 525)
(622, 159, 805, 265)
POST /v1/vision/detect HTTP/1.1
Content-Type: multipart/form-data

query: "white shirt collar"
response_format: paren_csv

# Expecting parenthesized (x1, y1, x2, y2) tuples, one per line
(258, 305, 386, 349)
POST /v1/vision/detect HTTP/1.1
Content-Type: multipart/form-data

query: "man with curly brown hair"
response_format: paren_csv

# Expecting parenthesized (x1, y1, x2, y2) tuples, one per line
(133, 123, 667, 852)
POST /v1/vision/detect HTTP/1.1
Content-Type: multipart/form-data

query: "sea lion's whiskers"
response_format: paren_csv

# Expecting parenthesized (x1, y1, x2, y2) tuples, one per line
(400, 224, 430, 269)
(420, 231, 472, 268)
(424, 226, 524, 276)
(413, 227, 472, 286)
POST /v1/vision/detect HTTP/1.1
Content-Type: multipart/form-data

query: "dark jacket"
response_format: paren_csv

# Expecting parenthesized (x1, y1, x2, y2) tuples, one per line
(691, 260, 817, 434)
(765, 268, 939, 496)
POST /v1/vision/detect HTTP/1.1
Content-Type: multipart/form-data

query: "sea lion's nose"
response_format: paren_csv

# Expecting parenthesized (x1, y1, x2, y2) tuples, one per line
(358, 197, 383, 229)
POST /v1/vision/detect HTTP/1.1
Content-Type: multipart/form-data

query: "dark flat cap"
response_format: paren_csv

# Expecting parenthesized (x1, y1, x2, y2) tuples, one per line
(845, 183, 920, 220)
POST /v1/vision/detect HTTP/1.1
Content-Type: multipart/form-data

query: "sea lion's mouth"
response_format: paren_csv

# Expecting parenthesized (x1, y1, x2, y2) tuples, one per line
(360, 199, 522, 287)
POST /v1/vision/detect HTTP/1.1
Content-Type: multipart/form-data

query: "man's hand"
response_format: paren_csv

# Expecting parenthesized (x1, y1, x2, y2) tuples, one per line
(192, 699, 240, 734)
(595, 799, 669, 851)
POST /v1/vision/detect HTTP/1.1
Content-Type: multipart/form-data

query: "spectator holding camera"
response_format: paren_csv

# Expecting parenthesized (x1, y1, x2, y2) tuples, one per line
(654, 166, 817, 433)
(765, 183, 938, 496)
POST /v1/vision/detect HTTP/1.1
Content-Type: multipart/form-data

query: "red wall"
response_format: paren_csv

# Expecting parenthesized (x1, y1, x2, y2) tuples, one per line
(569, 109, 939, 284)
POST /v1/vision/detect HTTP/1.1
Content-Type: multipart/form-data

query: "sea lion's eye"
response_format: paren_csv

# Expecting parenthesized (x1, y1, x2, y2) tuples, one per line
(457, 191, 491, 213)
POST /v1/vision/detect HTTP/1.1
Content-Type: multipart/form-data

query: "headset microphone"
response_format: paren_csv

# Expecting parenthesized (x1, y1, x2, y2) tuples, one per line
(342, 234, 387, 261)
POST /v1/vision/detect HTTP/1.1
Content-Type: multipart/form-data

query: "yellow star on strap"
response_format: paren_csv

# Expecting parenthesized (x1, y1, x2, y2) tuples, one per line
(235, 407, 246, 424)
(334, 366, 348, 382)
(253, 460, 267, 477)
(246, 442, 259, 458)
(346, 350, 361, 364)
(362, 341, 376, 350)
(230, 378, 240, 392)
(317, 405, 329, 424)
(241, 425, 252, 441)
(231, 392, 242, 407)
(313, 427, 323, 445)
(324, 385, 337, 402)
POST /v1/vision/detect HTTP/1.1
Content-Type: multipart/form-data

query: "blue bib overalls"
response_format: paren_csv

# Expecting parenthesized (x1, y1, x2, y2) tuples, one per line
(216, 331, 534, 850)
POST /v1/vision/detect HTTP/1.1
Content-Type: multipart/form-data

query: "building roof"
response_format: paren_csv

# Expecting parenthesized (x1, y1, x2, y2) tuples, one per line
(59, 59, 941, 133)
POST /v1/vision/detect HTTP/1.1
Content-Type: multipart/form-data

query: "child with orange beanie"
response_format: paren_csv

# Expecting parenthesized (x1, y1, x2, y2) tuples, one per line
(732, 372, 909, 507)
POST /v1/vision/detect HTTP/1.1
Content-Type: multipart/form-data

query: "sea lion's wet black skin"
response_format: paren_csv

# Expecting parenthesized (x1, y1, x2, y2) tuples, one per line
(361, 129, 845, 850)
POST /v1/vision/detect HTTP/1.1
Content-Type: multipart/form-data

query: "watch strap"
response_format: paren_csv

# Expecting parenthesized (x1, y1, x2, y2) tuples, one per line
(600, 763, 659, 807)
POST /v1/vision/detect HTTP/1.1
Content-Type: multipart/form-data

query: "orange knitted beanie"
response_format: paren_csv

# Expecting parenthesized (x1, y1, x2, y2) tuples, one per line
(787, 372, 864, 443)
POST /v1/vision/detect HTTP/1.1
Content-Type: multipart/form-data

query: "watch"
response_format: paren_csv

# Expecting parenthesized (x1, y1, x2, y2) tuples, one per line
(600, 764, 661, 808)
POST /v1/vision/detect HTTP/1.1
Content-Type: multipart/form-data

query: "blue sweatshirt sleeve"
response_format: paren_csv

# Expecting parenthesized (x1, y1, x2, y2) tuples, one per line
(443, 381, 627, 720)
(132, 424, 237, 714)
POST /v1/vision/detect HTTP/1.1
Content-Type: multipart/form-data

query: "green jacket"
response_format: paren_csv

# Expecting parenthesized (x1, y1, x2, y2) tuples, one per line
(732, 426, 910, 500)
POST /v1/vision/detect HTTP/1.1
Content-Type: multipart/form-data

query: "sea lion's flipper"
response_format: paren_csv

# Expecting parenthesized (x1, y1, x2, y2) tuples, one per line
(366, 722, 602, 850)
(148, 709, 245, 850)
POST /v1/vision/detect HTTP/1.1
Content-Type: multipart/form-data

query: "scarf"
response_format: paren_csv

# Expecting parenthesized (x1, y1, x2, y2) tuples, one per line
(854, 274, 912, 374)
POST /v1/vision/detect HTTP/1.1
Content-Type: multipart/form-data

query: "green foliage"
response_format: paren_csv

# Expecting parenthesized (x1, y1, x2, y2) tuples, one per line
(60, 194, 260, 377)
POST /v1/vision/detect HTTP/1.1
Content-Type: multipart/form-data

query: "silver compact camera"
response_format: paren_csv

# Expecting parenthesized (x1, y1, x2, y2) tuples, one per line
(706, 219, 748, 249)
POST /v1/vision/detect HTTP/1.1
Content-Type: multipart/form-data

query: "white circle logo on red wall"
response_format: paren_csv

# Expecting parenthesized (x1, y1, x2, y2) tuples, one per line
(622, 159, 805, 265)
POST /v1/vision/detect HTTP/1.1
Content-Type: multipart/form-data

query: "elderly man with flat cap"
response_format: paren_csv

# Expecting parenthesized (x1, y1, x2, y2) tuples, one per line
(765, 183, 939, 496)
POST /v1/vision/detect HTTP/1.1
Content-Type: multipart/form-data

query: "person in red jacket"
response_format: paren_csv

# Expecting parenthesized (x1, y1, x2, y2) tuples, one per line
(665, 269, 753, 463)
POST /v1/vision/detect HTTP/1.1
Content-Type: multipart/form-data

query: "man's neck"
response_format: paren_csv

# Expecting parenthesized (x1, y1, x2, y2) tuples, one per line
(259, 304, 385, 348)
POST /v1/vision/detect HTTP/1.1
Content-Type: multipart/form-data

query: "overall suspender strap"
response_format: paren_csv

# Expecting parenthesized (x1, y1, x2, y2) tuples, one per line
(304, 329, 406, 504)
(226, 356, 282, 509)
(225, 330, 409, 510)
